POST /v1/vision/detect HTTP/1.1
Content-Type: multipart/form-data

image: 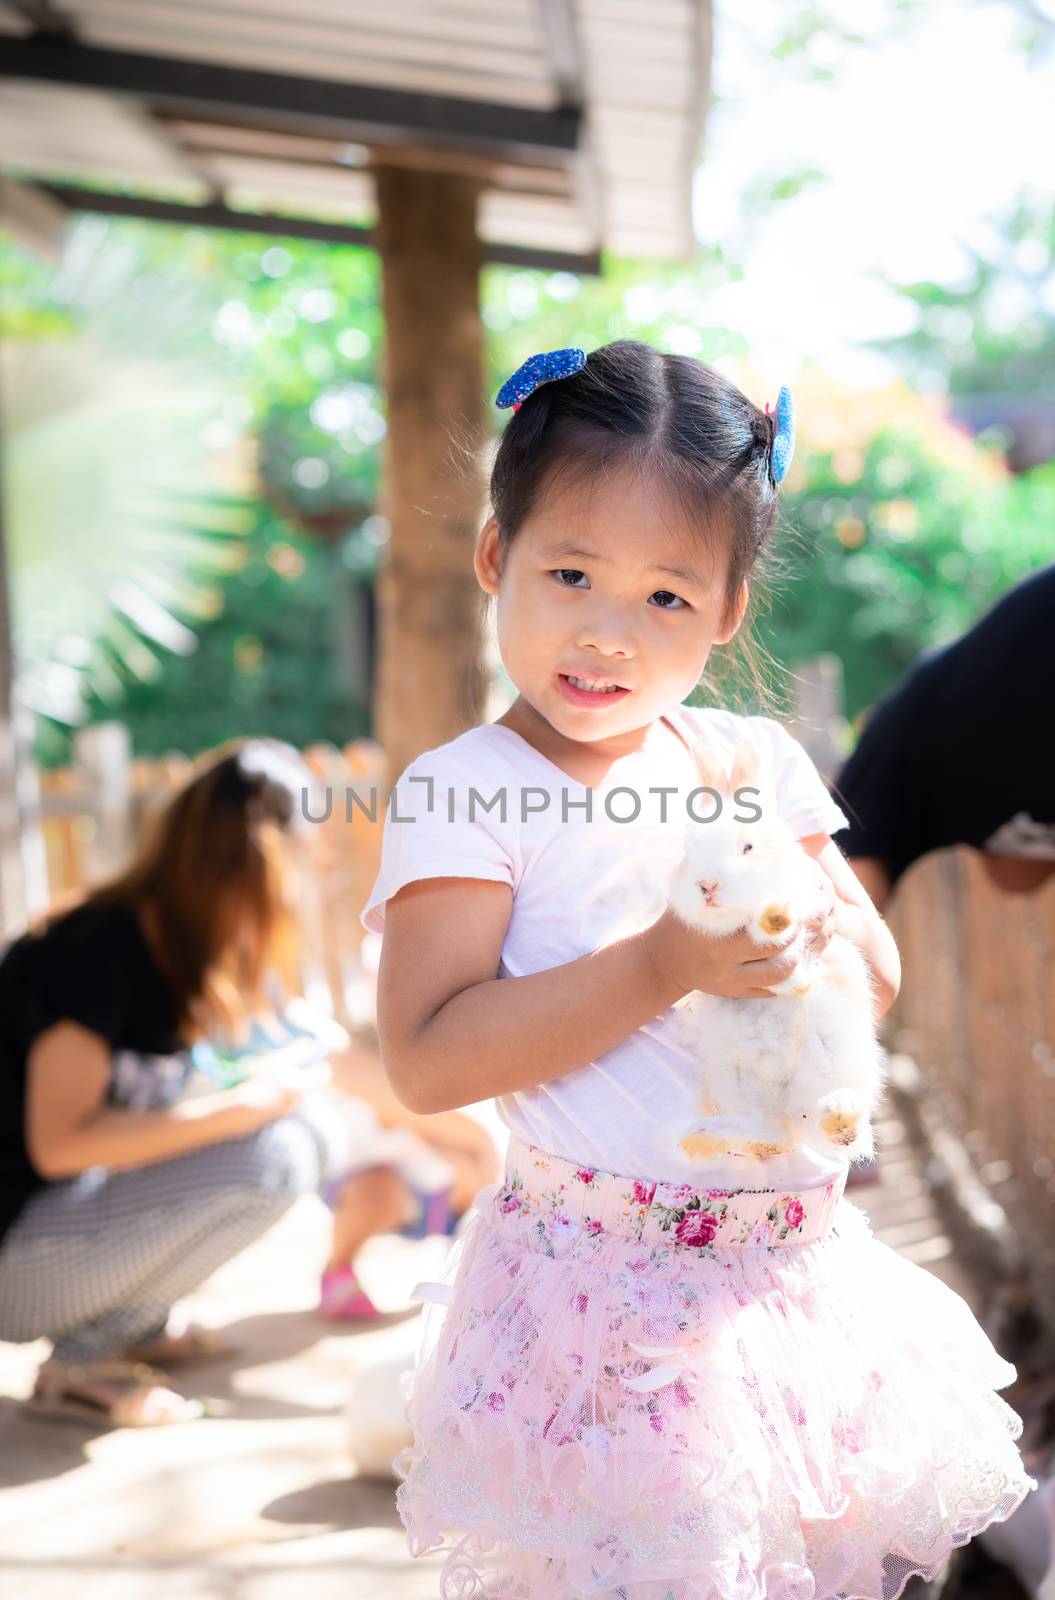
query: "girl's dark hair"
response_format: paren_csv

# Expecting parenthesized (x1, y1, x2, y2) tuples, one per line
(489, 339, 791, 711)
(30, 737, 323, 1043)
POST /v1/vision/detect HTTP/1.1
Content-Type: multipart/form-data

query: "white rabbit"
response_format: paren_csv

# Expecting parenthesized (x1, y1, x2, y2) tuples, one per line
(666, 728, 886, 1166)
(345, 1209, 476, 1478)
(346, 1320, 418, 1478)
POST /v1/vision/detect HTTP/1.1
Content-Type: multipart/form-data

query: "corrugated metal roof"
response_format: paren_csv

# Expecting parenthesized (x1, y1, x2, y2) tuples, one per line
(0, 0, 711, 265)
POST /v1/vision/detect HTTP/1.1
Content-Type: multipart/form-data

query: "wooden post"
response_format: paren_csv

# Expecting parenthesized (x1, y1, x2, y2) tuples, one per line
(371, 162, 489, 784)
(73, 721, 133, 884)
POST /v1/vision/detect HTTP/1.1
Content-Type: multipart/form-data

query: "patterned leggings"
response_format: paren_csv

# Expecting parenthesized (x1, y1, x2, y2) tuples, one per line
(0, 1099, 348, 1361)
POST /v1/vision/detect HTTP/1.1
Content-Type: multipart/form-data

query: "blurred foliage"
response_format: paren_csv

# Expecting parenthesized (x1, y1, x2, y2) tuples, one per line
(871, 187, 1055, 398)
(480, 251, 744, 389)
(0, 244, 77, 340)
(55, 506, 372, 768)
(996, 0, 1055, 61)
(1, 220, 258, 740)
(761, 368, 1054, 721)
(195, 237, 384, 527)
(777, 400, 1054, 723)
(1, 222, 384, 766)
(767, 0, 919, 78)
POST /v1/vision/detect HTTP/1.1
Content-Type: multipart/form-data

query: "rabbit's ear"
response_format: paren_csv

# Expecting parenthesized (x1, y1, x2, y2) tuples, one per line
(690, 733, 730, 794)
(728, 736, 760, 794)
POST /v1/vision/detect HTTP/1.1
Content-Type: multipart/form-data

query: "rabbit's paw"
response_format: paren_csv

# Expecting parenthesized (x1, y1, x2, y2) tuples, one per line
(818, 1090, 866, 1147)
(759, 903, 794, 937)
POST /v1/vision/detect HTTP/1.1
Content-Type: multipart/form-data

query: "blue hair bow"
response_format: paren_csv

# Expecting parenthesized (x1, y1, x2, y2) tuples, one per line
(496, 347, 587, 410)
(767, 386, 795, 485)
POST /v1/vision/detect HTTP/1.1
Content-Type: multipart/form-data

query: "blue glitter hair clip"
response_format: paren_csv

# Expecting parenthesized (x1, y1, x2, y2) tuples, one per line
(496, 347, 587, 412)
(765, 385, 795, 486)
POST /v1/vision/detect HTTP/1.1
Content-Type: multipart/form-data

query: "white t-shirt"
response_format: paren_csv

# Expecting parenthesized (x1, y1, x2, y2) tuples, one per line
(360, 702, 854, 1191)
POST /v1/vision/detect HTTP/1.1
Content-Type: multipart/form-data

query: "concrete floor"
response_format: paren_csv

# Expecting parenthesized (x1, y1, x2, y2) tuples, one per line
(0, 1106, 1033, 1600)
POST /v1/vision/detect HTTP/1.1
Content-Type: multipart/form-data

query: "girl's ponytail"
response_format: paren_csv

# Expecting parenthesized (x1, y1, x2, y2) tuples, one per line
(506, 382, 556, 455)
(759, 408, 778, 483)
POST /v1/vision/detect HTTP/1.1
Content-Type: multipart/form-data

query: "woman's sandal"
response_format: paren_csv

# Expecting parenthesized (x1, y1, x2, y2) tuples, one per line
(23, 1358, 209, 1427)
(123, 1310, 239, 1367)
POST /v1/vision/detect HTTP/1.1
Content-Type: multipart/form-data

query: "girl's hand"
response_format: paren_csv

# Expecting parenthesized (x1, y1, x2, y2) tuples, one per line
(643, 907, 807, 1001)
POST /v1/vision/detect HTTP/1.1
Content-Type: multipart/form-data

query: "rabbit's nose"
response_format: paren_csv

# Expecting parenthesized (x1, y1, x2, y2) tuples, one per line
(698, 879, 719, 896)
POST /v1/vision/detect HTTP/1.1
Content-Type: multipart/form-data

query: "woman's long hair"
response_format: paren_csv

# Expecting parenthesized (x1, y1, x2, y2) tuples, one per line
(31, 737, 321, 1044)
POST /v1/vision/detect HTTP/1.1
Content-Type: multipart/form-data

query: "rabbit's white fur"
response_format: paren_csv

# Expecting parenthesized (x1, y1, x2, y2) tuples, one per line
(667, 728, 885, 1166)
(346, 1321, 417, 1479)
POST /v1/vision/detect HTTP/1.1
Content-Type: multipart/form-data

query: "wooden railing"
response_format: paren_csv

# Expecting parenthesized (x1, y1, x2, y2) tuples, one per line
(883, 847, 1055, 1337)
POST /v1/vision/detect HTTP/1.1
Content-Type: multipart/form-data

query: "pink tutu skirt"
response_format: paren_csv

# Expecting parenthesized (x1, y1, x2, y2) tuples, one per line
(397, 1136, 1036, 1600)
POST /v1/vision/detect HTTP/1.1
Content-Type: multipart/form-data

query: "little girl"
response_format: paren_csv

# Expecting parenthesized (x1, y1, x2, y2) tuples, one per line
(359, 340, 1035, 1599)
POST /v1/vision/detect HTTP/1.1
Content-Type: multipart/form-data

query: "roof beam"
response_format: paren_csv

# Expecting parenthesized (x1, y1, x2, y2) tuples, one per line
(29, 182, 602, 275)
(2, 35, 581, 162)
(2, 7, 220, 193)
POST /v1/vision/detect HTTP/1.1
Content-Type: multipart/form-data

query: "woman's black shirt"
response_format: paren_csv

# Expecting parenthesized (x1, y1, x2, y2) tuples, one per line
(832, 564, 1055, 888)
(0, 899, 188, 1247)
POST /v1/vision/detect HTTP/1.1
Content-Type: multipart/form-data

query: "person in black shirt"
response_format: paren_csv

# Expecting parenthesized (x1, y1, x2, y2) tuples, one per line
(832, 563, 1055, 910)
(0, 738, 352, 1426)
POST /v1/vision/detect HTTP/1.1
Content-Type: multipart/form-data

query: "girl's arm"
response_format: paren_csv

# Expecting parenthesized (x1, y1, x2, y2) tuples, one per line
(798, 833, 902, 1019)
(377, 877, 681, 1115)
(25, 1021, 307, 1178)
(375, 875, 806, 1116)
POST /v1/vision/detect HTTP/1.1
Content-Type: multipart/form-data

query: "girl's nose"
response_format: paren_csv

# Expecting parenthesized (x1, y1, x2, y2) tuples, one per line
(576, 613, 635, 659)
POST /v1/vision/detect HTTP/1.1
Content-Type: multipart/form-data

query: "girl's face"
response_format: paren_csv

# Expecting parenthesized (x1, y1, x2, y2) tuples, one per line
(475, 465, 747, 757)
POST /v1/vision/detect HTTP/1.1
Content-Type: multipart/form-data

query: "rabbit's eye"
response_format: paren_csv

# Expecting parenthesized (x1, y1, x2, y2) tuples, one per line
(741, 841, 754, 855)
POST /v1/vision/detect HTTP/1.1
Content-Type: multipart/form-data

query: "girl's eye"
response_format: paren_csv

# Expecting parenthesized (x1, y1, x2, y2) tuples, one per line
(552, 571, 689, 610)
(742, 841, 754, 855)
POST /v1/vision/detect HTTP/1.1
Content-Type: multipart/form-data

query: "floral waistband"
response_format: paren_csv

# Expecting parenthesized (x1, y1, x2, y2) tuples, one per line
(495, 1136, 847, 1253)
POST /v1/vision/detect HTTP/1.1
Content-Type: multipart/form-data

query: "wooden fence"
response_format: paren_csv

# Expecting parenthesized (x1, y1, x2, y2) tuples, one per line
(883, 847, 1055, 1342)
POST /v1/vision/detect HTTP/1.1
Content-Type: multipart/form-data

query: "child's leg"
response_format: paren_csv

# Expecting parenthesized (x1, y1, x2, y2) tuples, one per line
(325, 1165, 416, 1271)
(320, 1091, 429, 1267)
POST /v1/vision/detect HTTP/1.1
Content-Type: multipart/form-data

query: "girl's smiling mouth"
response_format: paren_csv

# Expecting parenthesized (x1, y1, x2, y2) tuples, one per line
(557, 673, 632, 707)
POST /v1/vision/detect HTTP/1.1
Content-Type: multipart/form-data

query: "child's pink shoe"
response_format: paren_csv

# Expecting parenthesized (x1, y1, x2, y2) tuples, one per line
(319, 1265, 383, 1321)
